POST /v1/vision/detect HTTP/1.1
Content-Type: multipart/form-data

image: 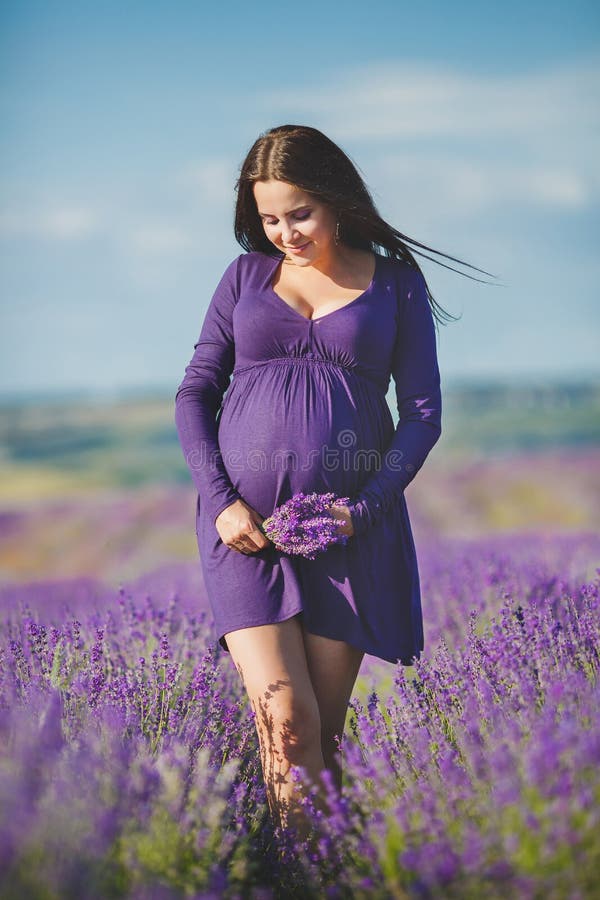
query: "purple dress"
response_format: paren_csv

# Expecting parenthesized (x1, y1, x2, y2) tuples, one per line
(175, 250, 442, 665)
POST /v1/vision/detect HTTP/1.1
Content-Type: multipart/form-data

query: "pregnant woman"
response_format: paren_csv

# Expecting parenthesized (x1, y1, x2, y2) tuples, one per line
(175, 124, 494, 843)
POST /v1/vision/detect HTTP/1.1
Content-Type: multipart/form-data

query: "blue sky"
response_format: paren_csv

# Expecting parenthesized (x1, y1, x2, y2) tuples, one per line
(1, 0, 599, 397)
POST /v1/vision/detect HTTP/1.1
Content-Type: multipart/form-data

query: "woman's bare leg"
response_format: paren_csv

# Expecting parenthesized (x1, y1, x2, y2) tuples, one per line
(224, 613, 328, 841)
(299, 627, 364, 795)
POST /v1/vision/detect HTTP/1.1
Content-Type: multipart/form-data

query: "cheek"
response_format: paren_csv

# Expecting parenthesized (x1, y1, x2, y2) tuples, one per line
(298, 220, 322, 239)
(263, 219, 324, 241)
(309, 216, 333, 236)
(264, 223, 308, 240)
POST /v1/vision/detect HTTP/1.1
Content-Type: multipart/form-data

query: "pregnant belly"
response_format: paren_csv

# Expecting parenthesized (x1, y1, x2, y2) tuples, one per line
(217, 362, 394, 513)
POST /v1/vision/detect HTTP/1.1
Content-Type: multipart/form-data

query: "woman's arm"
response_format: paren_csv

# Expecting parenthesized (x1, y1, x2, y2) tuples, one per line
(174, 255, 243, 526)
(347, 267, 442, 536)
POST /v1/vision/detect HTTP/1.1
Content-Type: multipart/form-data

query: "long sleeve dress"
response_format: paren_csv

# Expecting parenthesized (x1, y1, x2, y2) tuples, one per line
(175, 249, 442, 665)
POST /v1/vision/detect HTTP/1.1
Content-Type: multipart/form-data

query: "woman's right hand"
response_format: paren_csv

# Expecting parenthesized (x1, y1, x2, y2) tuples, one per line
(215, 499, 272, 554)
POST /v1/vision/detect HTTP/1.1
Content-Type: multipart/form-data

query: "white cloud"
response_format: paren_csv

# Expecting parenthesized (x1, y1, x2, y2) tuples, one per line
(0, 206, 99, 239)
(259, 55, 600, 212)
(261, 56, 600, 141)
(2, 56, 597, 258)
(376, 154, 592, 217)
(525, 169, 588, 208)
(176, 157, 237, 204)
(125, 222, 197, 254)
(0, 158, 233, 258)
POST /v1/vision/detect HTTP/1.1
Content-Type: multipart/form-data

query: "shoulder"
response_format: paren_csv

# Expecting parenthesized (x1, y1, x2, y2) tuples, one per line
(225, 249, 282, 273)
(215, 250, 276, 292)
(212, 250, 283, 304)
(378, 256, 430, 332)
(231, 250, 284, 293)
(383, 255, 427, 298)
(382, 253, 421, 280)
(239, 249, 283, 272)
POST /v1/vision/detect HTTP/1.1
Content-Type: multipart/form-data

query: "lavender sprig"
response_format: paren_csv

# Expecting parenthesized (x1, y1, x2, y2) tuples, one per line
(259, 491, 351, 559)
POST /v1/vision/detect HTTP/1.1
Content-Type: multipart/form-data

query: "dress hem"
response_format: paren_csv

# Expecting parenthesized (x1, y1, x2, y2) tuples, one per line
(216, 612, 421, 667)
(216, 606, 306, 651)
(290, 623, 421, 666)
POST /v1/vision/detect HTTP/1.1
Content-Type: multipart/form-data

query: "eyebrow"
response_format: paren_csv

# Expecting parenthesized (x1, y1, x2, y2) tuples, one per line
(257, 204, 310, 218)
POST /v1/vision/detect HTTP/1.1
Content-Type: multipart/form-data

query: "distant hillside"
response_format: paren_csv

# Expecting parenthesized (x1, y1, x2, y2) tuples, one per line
(440, 379, 600, 455)
(0, 379, 598, 499)
(0, 379, 598, 583)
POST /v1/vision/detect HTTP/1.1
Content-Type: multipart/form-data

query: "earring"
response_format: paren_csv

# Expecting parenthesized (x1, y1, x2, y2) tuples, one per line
(334, 220, 341, 245)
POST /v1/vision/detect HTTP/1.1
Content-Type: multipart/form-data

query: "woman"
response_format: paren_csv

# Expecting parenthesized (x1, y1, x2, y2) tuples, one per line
(175, 124, 494, 842)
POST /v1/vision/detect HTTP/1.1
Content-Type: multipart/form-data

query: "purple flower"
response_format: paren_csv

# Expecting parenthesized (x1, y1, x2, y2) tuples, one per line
(259, 491, 351, 560)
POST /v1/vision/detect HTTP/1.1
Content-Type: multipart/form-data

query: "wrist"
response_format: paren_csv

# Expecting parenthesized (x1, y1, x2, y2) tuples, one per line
(347, 497, 380, 536)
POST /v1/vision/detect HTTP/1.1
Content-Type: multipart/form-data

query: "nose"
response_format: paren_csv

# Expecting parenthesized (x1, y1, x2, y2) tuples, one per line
(280, 219, 299, 243)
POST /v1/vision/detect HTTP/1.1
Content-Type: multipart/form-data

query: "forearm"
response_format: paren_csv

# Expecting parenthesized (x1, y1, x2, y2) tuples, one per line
(348, 266, 443, 537)
(347, 417, 441, 535)
(175, 385, 242, 525)
(174, 254, 243, 526)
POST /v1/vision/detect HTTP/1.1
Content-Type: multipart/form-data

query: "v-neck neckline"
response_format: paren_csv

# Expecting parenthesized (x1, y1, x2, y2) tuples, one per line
(266, 251, 380, 323)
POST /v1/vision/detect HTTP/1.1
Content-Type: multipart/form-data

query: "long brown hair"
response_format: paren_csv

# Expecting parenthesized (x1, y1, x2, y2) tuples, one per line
(234, 124, 498, 328)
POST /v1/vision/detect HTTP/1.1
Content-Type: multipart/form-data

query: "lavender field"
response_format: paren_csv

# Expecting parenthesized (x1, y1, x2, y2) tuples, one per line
(1, 389, 599, 898)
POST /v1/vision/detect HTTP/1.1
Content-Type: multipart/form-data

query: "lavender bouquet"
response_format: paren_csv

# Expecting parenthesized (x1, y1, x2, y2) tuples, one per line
(258, 490, 351, 559)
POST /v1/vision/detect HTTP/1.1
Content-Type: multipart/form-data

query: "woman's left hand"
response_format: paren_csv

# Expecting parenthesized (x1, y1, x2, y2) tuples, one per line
(328, 504, 355, 538)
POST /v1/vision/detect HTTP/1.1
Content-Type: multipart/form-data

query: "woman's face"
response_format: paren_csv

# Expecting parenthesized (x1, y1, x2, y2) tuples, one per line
(253, 180, 337, 266)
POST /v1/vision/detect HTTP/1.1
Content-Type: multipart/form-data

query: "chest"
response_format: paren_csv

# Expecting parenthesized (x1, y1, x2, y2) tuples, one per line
(232, 279, 400, 387)
(271, 274, 372, 321)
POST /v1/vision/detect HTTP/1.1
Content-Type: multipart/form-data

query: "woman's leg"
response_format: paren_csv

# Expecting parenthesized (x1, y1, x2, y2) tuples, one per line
(299, 627, 364, 795)
(224, 613, 328, 840)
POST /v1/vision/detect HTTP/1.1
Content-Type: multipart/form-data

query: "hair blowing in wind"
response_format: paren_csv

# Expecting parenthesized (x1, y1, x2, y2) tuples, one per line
(233, 123, 500, 329)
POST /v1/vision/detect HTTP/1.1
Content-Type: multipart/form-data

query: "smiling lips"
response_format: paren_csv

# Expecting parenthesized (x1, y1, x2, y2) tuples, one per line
(285, 241, 310, 252)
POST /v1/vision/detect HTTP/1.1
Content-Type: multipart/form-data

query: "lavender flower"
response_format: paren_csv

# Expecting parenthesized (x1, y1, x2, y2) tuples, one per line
(2, 500, 599, 898)
(259, 491, 351, 559)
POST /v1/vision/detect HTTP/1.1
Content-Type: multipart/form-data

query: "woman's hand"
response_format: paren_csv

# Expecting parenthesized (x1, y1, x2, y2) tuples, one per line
(215, 499, 272, 554)
(327, 503, 355, 538)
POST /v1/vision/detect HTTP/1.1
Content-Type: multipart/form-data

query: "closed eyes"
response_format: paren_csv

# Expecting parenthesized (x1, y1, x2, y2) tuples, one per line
(262, 209, 311, 226)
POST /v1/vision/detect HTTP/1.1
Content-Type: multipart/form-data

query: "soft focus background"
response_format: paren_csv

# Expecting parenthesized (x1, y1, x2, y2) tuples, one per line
(1, 5, 600, 896)
(1, 0, 599, 665)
